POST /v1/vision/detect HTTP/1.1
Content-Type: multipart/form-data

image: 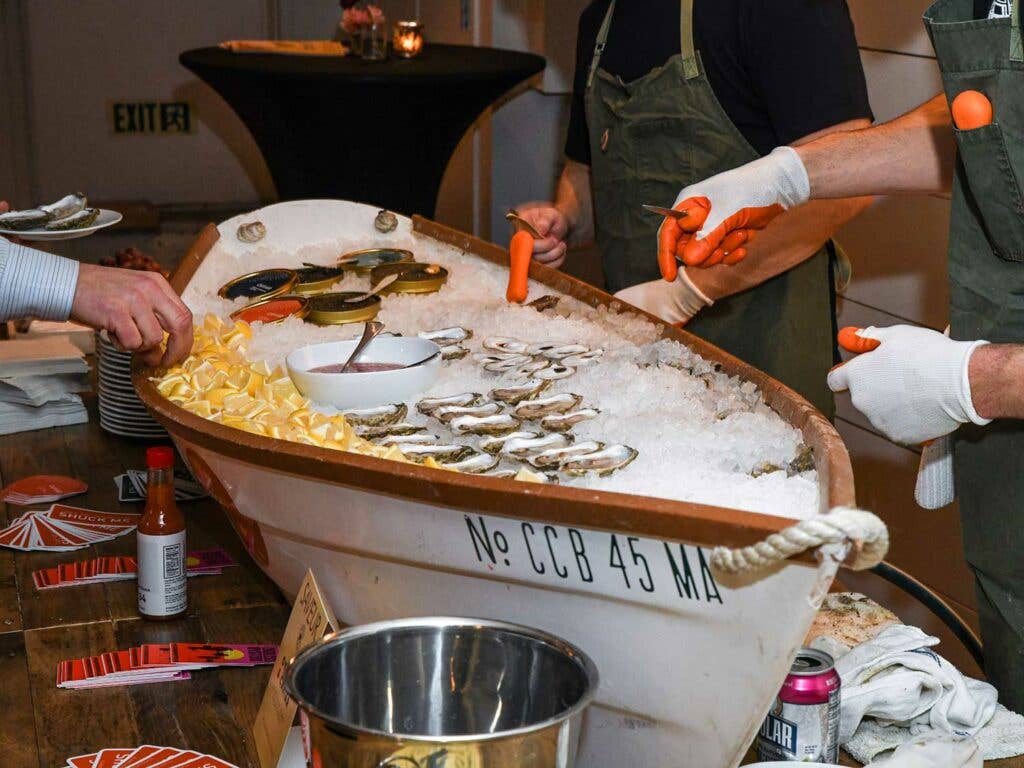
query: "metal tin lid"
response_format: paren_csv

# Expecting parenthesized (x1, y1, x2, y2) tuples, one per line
(218, 268, 298, 300)
(293, 265, 347, 295)
(789, 648, 835, 675)
(230, 295, 310, 325)
(369, 262, 448, 294)
(337, 248, 414, 274)
(306, 291, 383, 325)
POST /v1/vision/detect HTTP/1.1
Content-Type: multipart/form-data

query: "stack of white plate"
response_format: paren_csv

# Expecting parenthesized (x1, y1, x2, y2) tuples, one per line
(95, 331, 166, 439)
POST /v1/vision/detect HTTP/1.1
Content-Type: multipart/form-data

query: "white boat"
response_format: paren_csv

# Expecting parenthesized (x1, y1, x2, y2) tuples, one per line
(136, 200, 875, 768)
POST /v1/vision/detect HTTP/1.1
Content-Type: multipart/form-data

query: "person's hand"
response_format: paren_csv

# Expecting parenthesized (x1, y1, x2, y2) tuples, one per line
(71, 263, 194, 368)
(614, 269, 712, 326)
(827, 325, 990, 444)
(658, 146, 811, 273)
(512, 203, 570, 268)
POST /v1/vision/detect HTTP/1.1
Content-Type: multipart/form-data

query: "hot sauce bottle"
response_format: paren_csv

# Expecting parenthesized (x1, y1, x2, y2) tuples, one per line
(137, 446, 187, 620)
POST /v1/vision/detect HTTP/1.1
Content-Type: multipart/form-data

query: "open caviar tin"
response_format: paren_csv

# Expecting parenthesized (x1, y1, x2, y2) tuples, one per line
(305, 292, 383, 325)
(230, 295, 310, 325)
(369, 262, 448, 294)
(336, 248, 414, 274)
(293, 265, 347, 295)
(218, 268, 298, 301)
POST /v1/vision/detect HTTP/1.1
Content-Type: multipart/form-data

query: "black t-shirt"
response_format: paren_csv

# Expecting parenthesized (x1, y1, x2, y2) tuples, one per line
(565, 0, 873, 164)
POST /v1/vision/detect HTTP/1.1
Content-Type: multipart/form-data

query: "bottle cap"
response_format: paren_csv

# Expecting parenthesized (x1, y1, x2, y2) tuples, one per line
(146, 446, 175, 469)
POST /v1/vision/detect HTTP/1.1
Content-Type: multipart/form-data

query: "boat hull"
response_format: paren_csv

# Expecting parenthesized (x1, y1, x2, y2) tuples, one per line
(178, 438, 836, 768)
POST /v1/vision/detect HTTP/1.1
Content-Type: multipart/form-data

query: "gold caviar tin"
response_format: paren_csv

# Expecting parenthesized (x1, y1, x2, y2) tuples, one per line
(369, 262, 448, 294)
(336, 248, 414, 274)
(305, 292, 383, 325)
(230, 295, 310, 325)
(217, 268, 298, 301)
(293, 265, 347, 295)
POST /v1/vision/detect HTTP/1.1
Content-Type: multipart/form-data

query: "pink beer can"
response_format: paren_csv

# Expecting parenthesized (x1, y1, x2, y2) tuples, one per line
(757, 647, 841, 763)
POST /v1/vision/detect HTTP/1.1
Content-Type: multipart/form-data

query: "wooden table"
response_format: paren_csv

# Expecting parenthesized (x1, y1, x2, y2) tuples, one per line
(0, 393, 289, 768)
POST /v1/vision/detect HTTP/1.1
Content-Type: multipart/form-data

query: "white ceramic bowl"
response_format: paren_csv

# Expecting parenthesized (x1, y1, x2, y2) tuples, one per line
(286, 336, 441, 410)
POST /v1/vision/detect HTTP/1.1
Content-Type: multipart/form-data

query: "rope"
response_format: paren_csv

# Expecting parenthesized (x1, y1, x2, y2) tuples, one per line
(709, 506, 889, 576)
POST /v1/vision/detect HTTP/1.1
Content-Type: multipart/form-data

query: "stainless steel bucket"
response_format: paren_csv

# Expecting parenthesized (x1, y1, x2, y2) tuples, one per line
(283, 616, 599, 768)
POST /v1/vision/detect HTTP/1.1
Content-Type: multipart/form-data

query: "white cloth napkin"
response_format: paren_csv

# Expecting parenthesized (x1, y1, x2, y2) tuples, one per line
(864, 732, 981, 768)
(830, 625, 996, 743)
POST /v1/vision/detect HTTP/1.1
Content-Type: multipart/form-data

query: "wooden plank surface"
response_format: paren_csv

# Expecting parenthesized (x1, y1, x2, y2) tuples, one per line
(0, 390, 288, 768)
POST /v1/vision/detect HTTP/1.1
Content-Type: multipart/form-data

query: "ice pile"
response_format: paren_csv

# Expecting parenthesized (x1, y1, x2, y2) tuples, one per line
(182, 203, 820, 520)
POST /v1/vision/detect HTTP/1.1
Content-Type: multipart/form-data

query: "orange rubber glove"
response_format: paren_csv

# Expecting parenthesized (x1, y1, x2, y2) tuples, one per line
(657, 147, 810, 278)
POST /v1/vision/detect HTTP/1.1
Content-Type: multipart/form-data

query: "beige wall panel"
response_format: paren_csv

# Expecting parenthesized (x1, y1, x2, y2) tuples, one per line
(838, 419, 975, 609)
(860, 49, 943, 123)
(24, 0, 274, 205)
(849, 0, 936, 57)
(836, 195, 951, 330)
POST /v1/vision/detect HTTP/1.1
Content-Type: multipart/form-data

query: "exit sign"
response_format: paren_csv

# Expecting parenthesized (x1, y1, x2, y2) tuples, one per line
(110, 101, 194, 134)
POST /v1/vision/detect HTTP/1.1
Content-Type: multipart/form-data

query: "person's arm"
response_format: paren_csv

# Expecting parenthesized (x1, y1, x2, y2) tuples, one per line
(662, 94, 957, 267)
(969, 343, 1024, 420)
(0, 201, 194, 366)
(514, 159, 594, 269)
(688, 119, 874, 301)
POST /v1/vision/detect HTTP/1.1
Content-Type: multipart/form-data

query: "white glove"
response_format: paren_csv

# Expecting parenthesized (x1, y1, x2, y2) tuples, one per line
(827, 325, 990, 445)
(660, 146, 812, 268)
(613, 269, 712, 325)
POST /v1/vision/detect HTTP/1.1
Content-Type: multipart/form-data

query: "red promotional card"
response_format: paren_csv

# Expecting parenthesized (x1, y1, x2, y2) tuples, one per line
(175, 756, 240, 768)
(0, 475, 87, 505)
(115, 746, 178, 768)
(170, 643, 278, 667)
(94, 747, 137, 768)
(139, 644, 174, 669)
(45, 505, 140, 531)
(140, 751, 200, 768)
(66, 754, 99, 768)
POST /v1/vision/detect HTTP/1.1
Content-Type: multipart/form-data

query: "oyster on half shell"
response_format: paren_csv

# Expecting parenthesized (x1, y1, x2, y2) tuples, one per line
(450, 413, 522, 436)
(478, 430, 541, 455)
(489, 379, 550, 405)
(440, 451, 501, 474)
(502, 432, 574, 460)
(527, 441, 605, 469)
(433, 402, 502, 424)
(534, 364, 575, 381)
(540, 408, 600, 433)
(342, 403, 407, 427)
(513, 393, 583, 420)
(356, 422, 425, 439)
(560, 444, 638, 476)
(419, 327, 472, 346)
(416, 392, 483, 416)
(398, 443, 475, 463)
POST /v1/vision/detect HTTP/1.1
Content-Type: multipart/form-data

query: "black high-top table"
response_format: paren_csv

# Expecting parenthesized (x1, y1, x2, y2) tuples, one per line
(180, 45, 545, 216)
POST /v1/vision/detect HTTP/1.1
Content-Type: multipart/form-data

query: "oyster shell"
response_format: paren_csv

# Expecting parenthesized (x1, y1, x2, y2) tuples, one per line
(560, 444, 638, 476)
(40, 193, 86, 221)
(46, 208, 99, 231)
(433, 402, 502, 424)
(440, 451, 501, 474)
(450, 413, 522, 436)
(236, 221, 266, 243)
(788, 444, 815, 475)
(540, 408, 600, 433)
(527, 295, 560, 313)
(489, 379, 550, 405)
(473, 352, 524, 364)
(513, 393, 583, 420)
(511, 359, 550, 379)
(341, 403, 407, 427)
(526, 342, 559, 356)
(542, 344, 589, 360)
(416, 392, 483, 415)
(527, 441, 605, 469)
(0, 208, 48, 231)
(419, 326, 472, 346)
(561, 350, 604, 367)
(357, 422, 425, 439)
(374, 209, 398, 233)
(481, 468, 519, 479)
(483, 355, 532, 373)
(483, 337, 530, 355)
(398, 443, 475, 463)
(441, 345, 469, 360)
(534, 364, 575, 381)
(502, 432, 574, 460)
(750, 462, 782, 478)
(377, 433, 441, 446)
(478, 430, 541, 455)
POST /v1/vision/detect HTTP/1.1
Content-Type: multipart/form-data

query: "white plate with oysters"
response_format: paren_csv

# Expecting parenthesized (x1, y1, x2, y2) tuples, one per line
(0, 193, 122, 241)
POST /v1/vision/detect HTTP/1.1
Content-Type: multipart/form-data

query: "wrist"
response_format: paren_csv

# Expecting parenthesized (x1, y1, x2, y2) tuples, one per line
(969, 343, 1024, 420)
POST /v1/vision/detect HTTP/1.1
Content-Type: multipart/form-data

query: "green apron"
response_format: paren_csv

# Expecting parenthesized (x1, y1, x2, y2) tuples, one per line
(583, 0, 836, 418)
(925, 0, 1024, 709)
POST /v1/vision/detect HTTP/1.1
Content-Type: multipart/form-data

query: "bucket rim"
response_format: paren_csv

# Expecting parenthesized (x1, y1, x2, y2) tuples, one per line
(282, 615, 600, 743)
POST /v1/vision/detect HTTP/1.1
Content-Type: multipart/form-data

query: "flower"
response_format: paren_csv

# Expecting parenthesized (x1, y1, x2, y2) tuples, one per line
(341, 6, 371, 33)
(367, 4, 385, 23)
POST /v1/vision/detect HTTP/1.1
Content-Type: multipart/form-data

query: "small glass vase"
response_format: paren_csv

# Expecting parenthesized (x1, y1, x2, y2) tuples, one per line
(361, 18, 388, 61)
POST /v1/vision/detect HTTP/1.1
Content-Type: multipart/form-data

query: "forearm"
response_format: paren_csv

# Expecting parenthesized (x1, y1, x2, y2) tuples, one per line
(969, 343, 1024, 420)
(554, 159, 594, 245)
(688, 195, 873, 300)
(0, 237, 79, 321)
(798, 94, 956, 198)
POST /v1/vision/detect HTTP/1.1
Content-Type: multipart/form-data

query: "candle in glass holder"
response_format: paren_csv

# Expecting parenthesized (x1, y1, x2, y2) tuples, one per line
(393, 20, 424, 58)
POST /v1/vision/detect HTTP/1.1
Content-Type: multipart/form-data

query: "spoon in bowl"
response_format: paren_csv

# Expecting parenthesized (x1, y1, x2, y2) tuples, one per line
(338, 321, 385, 374)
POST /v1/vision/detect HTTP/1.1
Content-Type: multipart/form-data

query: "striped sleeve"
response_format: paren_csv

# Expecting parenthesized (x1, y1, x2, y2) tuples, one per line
(0, 237, 80, 321)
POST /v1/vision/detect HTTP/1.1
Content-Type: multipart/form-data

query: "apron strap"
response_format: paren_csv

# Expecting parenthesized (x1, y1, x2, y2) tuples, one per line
(680, 0, 700, 79)
(1012, 0, 1022, 63)
(586, 0, 616, 89)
